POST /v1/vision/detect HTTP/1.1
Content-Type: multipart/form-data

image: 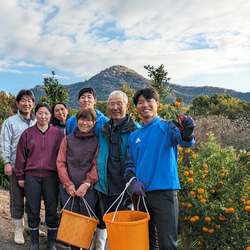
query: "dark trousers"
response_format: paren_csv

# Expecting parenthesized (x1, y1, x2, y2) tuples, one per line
(132, 190, 178, 250)
(9, 171, 26, 219)
(59, 183, 97, 216)
(25, 174, 58, 229)
(96, 192, 133, 229)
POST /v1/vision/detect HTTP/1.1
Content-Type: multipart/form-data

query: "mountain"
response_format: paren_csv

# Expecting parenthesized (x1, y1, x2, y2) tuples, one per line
(31, 65, 250, 109)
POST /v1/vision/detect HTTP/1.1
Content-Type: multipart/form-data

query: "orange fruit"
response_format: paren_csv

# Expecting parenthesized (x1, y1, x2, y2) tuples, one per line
(229, 198, 232, 202)
(198, 241, 202, 246)
(205, 217, 211, 222)
(219, 216, 225, 221)
(174, 101, 180, 107)
(183, 171, 189, 176)
(178, 146, 183, 152)
(187, 203, 192, 208)
(194, 216, 199, 221)
(228, 207, 235, 213)
(245, 206, 250, 212)
(215, 225, 221, 229)
(190, 191, 196, 196)
(198, 189, 204, 194)
(208, 229, 214, 234)
(187, 178, 194, 183)
(200, 199, 206, 203)
(201, 175, 205, 178)
(202, 164, 207, 168)
(185, 149, 191, 154)
(189, 170, 194, 174)
(202, 227, 208, 232)
(220, 173, 225, 177)
(134, 108, 138, 113)
(246, 200, 250, 205)
(191, 154, 196, 159)
(190, 217, 196, 222)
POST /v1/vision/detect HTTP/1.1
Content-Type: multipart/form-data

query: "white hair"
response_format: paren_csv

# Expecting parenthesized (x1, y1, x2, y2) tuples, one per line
(108, 91, 128, 104)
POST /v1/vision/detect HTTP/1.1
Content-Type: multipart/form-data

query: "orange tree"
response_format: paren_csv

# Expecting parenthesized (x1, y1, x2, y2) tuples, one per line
(178, 132, 250, 249)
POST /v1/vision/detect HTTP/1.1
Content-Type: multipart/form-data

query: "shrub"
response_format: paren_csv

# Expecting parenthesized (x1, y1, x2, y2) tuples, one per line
(178, 132, 250, 249)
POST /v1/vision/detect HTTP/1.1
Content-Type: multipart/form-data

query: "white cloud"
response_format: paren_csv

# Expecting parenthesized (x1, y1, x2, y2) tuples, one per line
(0, 0, 250, 92)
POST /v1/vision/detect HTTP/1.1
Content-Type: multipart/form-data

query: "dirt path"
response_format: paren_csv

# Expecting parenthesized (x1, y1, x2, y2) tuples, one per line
(0, 188, 109, 250)
(0, 188, 70, 249)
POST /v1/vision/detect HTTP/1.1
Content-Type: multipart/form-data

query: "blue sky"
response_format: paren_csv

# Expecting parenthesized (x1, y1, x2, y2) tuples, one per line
(1, 0, 250, 95)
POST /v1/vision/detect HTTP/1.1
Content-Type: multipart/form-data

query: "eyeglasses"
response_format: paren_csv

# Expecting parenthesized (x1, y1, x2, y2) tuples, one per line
(78, 119, 94, 124)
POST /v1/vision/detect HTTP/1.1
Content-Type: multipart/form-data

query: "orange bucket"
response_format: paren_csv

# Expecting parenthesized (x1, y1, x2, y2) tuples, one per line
(103, 210, 150, 250)
(57, 209, 99, 249)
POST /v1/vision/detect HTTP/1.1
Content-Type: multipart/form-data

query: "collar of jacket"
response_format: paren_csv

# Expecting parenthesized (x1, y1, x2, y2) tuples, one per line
(101, 115, 137, 135)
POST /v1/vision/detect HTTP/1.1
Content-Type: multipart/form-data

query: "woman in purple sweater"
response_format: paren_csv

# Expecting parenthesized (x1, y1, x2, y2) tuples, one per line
(14, 102, 64, 250)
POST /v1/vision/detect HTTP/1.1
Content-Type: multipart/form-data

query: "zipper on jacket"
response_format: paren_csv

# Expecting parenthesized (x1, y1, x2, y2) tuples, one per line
(40, 135, 44, 176)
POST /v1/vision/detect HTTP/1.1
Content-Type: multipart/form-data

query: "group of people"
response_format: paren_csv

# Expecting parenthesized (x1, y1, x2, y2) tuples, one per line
(0, 86, 195, 250)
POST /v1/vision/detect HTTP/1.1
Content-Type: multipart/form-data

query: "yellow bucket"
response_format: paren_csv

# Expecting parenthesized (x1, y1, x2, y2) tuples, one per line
(103, 210, 150, 250)
(57, 209, 99, 249)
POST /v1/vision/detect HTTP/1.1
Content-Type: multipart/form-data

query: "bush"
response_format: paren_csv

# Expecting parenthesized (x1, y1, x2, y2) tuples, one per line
(0, 156, 9, 189)
(178, 132, 250, 249)
(194, 116, 250, 152)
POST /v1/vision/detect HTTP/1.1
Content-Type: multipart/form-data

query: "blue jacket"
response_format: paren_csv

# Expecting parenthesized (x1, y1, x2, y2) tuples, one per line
(94, 115, 140, 194)
(66, 109, 109, 136)
(124, 116, 195, 192)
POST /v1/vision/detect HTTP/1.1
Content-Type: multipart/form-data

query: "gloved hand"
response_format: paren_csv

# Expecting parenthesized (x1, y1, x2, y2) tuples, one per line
(173, 116, 195, 141)
(130, 179, 146, 197)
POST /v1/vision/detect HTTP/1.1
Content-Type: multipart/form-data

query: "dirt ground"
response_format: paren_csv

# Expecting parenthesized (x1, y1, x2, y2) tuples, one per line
(0, 187, 109, 250)
(0, 187, 68, 250)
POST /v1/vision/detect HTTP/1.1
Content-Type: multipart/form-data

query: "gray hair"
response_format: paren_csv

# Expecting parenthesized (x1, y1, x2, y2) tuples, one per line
(108, 91, 128, 104)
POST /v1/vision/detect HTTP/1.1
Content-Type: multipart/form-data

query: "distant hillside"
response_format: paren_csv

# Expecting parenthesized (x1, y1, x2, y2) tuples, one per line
(31, 65, 250, 109)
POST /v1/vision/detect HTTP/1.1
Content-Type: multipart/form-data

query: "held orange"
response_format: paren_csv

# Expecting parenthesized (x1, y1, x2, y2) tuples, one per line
(174, 101, 180, 107)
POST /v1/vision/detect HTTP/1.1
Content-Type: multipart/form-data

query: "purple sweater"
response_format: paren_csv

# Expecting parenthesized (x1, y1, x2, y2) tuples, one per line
(14, 124, 64, 180)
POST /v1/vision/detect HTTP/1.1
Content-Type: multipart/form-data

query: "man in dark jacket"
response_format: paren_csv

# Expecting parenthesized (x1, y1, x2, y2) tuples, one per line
(92, 91, 140, 250)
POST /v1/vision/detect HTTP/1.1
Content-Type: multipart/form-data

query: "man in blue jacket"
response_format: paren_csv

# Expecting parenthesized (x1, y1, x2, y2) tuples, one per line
(124, 87, 195, 250)
(66, 87, 108, 136)
(92, 90, 140, 250)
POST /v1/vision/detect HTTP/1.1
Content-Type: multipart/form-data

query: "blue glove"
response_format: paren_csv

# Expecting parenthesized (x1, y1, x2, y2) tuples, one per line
(130, 179, 146, 197)
(173, 116, 195, 141)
